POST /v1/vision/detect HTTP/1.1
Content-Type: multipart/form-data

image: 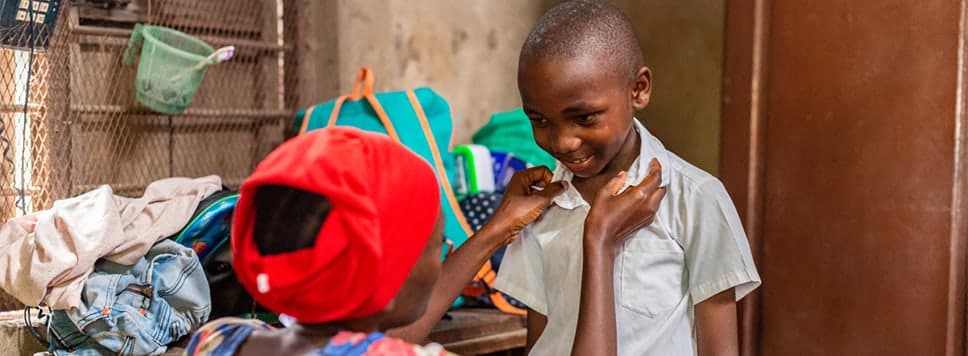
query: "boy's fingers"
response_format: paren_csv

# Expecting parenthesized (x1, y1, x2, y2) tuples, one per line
(635, 161, 663, 193)
(648, 158, 661, 175)
(603, 171, 627, 196)
(646, 187, 667, 211)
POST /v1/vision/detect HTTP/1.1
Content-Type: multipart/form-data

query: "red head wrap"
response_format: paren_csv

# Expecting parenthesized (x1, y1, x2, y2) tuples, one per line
(231, 127, 441, 323)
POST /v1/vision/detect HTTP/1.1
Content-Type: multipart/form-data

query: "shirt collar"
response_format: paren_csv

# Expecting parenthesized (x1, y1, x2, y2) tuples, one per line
(551, 119, 671, 210)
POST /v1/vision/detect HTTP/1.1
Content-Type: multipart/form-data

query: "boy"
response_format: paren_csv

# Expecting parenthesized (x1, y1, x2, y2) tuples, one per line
(494, 1, 762, 355)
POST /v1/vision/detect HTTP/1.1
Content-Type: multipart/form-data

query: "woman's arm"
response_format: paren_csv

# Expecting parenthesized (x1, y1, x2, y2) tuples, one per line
(388, 167, 566, 343)
(571, 160, 665, 356)
(696, 289, 739, 356)
(386, 223, 508, 343)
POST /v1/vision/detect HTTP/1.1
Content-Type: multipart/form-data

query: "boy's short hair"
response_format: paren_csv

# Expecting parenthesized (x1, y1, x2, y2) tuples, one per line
(520, 0, 643, 81)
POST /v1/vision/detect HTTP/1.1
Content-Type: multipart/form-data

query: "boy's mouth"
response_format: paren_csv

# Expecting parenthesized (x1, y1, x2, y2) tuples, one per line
(560, 156, 593, 171)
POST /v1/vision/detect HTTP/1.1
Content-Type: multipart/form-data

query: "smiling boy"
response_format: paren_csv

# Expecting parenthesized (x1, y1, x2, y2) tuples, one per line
(493, 1, 762, 355)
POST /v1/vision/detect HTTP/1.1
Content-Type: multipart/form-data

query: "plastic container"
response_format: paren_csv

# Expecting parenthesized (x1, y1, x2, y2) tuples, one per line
(123, 24, 215, 114)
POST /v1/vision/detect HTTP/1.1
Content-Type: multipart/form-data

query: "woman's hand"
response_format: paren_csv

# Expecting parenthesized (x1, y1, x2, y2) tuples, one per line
(482, 166, 567, 245)
(584, 158, 666, 253)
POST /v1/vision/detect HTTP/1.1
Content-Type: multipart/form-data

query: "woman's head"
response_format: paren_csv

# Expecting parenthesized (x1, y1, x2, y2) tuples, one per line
(379, 214, 443, 328)
(230, 127, 442, 328)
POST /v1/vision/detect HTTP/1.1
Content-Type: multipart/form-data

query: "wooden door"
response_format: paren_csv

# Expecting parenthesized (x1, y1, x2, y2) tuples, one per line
(722, 1, 968, 355)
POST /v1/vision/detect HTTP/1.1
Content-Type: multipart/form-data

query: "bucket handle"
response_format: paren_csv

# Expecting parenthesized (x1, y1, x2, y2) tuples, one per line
(123, 24, 144, 66)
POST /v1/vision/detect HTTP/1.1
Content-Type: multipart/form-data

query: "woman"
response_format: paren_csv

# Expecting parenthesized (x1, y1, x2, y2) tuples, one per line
(185, 127, 568, 355)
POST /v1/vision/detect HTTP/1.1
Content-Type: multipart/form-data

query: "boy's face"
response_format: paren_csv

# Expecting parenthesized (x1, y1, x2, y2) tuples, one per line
(519, 55, 651, 178)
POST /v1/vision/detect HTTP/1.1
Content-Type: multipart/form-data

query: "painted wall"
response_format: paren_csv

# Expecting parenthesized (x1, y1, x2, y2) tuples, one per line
(614, 0, 726, 175)
(332, 1, 546, 144)
(303, 1, 726, 175)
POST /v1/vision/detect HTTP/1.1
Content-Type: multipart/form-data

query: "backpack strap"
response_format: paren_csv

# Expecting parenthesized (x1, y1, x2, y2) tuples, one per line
(297, 105, 314, 135)
(300, 67, 401, 142)
(297, 96, 345, 136)
(405, 89, 473, 236)
(360, 94, 401, 142)
(346, 68, 400, 141)
(402, 90, 528, 313)
(325, 96, 348, 128)
(489, 292, 527, 316)
(348, 67, 376, 100)
(466, 260, 527, 315)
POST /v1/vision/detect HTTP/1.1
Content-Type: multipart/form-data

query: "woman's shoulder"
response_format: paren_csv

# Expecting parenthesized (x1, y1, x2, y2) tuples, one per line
(184, 317, 275, 356)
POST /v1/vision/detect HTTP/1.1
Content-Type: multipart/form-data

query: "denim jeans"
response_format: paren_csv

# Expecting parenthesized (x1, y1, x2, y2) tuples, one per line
(48, 239, 211, 355)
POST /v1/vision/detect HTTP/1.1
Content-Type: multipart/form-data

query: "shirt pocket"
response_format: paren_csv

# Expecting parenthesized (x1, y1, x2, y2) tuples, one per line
(619, 231, 685, 318)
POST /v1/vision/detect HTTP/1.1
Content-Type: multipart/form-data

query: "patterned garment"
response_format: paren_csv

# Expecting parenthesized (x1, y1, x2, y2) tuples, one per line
(185, 318, 455, 356)
(459, 192, 500, 231)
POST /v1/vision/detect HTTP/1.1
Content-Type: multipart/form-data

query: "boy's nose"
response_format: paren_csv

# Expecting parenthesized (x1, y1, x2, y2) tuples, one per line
(548, 128, 582, 155)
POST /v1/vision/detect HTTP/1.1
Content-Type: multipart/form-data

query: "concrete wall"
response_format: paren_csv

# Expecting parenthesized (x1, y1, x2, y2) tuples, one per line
(614, 0, 726, 175)
(299, 1, 726, 174)
(325, 1, 547, 144)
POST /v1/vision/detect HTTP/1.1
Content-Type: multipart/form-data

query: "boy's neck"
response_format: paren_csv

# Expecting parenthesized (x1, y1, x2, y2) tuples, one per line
(573, 123, 641, 199)
(601, 123, 642, 179)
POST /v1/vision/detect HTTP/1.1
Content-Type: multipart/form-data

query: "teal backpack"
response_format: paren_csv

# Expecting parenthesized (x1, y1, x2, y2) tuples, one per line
(294, 67, 473, 255)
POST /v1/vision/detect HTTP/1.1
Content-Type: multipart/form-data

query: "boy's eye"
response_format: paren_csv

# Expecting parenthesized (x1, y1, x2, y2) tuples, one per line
(576, 113, 598, 124)
(529, 117, 549, 126)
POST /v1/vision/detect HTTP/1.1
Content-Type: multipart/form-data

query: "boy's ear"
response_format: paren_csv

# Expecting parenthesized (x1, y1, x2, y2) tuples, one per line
(631, 66, 652, 111)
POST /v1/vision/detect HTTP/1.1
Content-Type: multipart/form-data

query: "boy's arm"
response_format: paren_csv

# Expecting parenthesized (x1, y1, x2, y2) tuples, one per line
(572, 161, 665, 356)
(526, 308, 547, 353)
(695, 288, 739, 356)
(679, 177, 761, 355)
(572, 229, 623, 356)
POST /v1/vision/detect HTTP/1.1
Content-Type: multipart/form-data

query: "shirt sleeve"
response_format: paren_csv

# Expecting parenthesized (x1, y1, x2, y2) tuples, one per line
(493, 225, 549, 315)
(680, 178, 762, 304)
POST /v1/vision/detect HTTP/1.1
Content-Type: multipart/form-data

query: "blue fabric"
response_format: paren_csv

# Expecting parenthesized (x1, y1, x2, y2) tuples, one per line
(490, 152, 528, 192)
(48, 240, 211, 355)
(173, 192, 239, 262)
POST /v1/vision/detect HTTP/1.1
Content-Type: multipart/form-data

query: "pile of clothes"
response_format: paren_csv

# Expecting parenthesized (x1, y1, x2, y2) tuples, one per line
(0, 176, 222, 355)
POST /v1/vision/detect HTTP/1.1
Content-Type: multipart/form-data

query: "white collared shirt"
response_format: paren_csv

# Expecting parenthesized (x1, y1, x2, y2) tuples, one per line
(494, 120, 761, 356)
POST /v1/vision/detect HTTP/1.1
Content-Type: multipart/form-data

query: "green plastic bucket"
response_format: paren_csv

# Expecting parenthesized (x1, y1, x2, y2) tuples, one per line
(123, 24, 215, 114)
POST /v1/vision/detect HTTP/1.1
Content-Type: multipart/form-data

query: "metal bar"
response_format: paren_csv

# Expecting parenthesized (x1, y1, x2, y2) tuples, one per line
(0, 103, 43, 112)
(0, 187, 41, 196)
(72, 177, 245, 196)
(70, 24, 291, 53)
(70, 104, 290, 120)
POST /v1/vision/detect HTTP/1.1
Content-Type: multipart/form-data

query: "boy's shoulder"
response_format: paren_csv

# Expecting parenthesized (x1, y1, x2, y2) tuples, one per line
(635, 121, 725, 200)
(662, 150, 724, 197)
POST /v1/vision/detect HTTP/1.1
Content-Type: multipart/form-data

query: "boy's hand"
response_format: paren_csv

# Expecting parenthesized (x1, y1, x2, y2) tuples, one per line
(584, 158, 666, 253)
(483, 166, 567, 245)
